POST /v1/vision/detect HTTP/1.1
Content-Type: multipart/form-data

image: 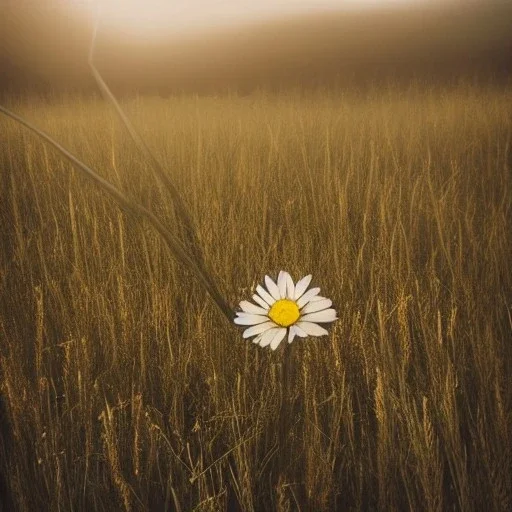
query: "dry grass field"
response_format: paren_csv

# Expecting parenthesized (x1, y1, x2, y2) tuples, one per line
(0, 83, 511, 511)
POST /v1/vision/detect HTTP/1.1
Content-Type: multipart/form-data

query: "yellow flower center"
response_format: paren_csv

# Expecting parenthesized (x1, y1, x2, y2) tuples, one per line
(268, 299, 300, 327)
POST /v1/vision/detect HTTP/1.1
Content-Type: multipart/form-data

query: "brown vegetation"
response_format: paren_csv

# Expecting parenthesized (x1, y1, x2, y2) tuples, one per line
(0, 83, 511, 510)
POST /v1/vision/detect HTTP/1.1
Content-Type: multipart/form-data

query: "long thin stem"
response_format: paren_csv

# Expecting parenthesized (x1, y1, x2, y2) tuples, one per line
(87, 12, 234, 324)
(88, 14, 203, 265)
(0, 105, 235, 323)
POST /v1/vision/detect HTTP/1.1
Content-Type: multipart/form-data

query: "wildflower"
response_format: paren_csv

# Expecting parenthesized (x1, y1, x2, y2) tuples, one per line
(234, 271, 337, 350)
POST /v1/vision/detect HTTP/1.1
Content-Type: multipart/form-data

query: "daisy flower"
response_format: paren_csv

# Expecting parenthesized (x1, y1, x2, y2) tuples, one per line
(234, 271, 337, 350)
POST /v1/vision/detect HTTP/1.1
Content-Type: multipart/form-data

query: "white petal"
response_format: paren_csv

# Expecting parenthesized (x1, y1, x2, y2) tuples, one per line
(243, 321, 276, 339)
(293, 274, 312, 300)
(296, 321, 329, 336)
(301, 299, 332, 314)
(296, 287, 321, 308)
(259, 327, 281, 347)
(239, 300, 269, 315)
(253, 293, 270, 309)
(300, 309, 337, 323)
(270, 328, 287, 350)
(288, 326, 297, 344)
(234, 314, 270, 326)
(293, 324, 308, 337)
(235, 311, 264, 317)
(277, 271, 287, 299)
(286, 273, 295, 299)
(256, 285, 276, 306)
(265, 275, 281, 301)
(309, 295, 327, 302)
(253, 333, 264, 344)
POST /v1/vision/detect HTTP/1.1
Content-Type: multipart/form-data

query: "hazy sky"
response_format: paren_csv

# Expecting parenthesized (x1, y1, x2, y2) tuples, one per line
(4, 0, 507, 94)
(80, 0, 432, 37)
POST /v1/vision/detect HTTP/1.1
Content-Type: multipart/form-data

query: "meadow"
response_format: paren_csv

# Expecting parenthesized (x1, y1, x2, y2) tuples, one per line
(0, 83, 511, 511)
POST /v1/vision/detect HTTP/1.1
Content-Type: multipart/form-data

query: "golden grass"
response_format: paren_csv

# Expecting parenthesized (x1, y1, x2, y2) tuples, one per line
(0, 84, 511, 511)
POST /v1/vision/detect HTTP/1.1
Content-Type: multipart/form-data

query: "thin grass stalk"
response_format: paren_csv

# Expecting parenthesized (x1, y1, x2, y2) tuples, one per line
(277, 352, 293, 505)
(88, 14, 204, 267)
(0, 105, 234, 323)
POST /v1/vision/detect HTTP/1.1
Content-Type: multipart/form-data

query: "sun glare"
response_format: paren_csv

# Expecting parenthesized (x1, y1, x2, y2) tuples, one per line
(83, 0, 430, 39)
